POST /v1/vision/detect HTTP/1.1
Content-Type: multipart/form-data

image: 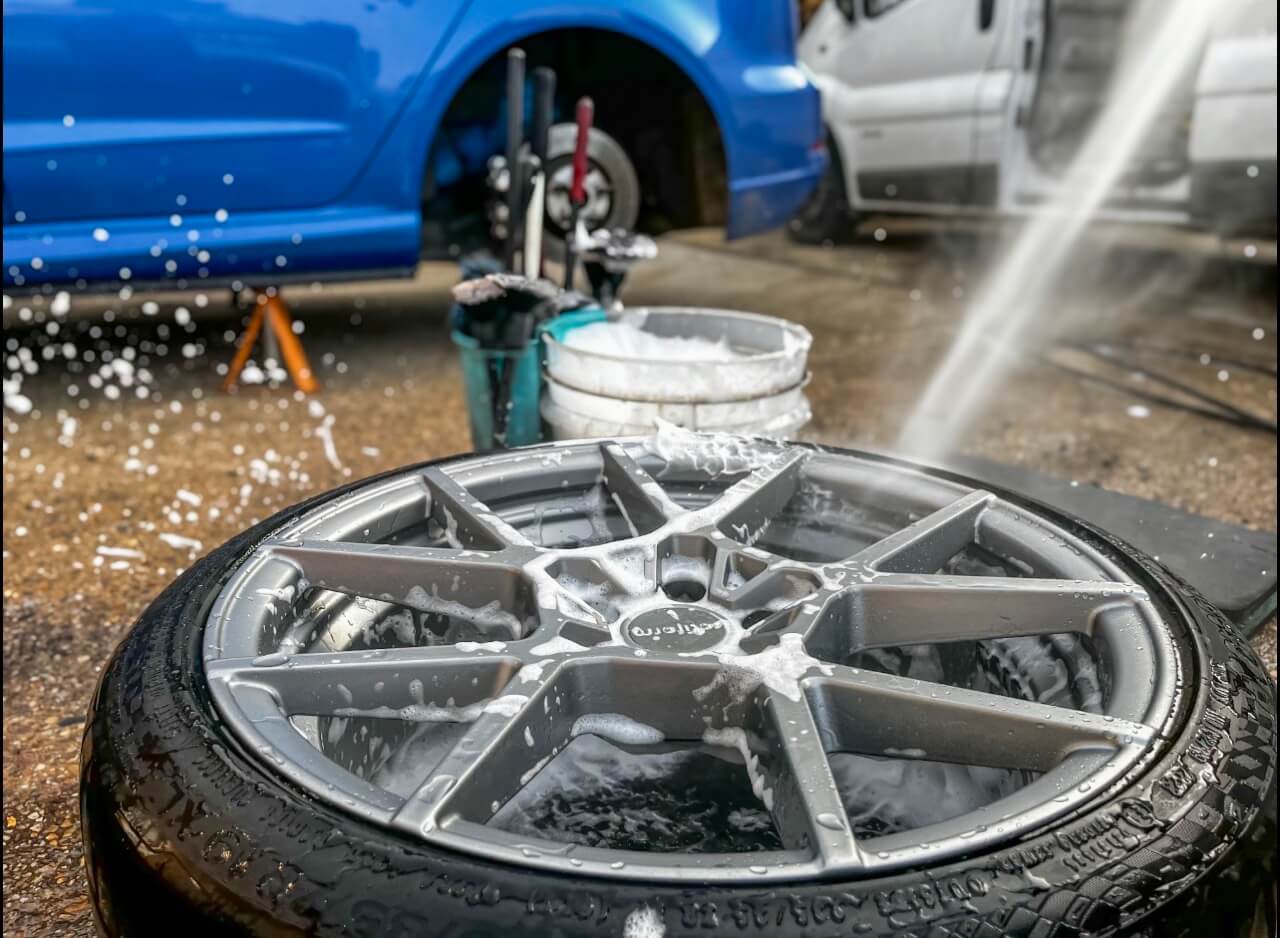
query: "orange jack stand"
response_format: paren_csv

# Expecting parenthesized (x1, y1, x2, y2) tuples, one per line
(222, 291, 319, 394)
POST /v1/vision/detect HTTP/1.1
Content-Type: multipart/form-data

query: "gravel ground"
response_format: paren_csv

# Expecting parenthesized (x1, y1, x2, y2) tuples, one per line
(3, 224, 1275, 936)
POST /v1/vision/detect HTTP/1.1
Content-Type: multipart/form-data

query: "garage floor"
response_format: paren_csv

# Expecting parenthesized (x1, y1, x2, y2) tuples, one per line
(3, 222, 1275, 935)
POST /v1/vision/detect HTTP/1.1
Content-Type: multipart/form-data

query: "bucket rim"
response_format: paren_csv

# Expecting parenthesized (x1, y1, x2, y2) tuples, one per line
(541, 306, 813, 366)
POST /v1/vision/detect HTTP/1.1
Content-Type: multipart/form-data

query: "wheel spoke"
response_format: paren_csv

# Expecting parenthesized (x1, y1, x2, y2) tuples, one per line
(391, 669, 574, 835)
(270, 539, 534, 641)
(850, 490, 994, 573)
(810, 666, 1152, 772)
(600, 442, 686, 531)
(738, 590, 844, 655)
(206, 644, 526, 717)
(852, 573, 1144, 648)
(226, 684, 403, 813)
(272, 537, 511, 585)
(423, 466, 534, 550)
(705, 450, 808, 545)
(758, 689, 862, 868)
(524, 566, 614, 643)
(715, 553, 822, 612)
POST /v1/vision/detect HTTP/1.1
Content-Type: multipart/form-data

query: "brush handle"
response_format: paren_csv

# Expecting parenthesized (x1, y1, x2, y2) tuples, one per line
(532, 67, 555, 167)
(524, 165, 545, 278)
(563, 96, 594, 290)
(570, 97, 594, 207)
(503, 48, 526, 271)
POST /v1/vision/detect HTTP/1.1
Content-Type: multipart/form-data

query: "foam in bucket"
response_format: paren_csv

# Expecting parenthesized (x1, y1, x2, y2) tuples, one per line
(561, 320, 747, 362)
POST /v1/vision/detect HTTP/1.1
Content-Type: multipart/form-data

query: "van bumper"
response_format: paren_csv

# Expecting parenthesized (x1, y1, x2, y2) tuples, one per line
(1190, 159, 1277, 236)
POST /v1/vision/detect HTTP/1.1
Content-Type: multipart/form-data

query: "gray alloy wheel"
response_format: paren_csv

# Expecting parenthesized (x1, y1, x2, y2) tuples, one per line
(203, 433, 1179, 886)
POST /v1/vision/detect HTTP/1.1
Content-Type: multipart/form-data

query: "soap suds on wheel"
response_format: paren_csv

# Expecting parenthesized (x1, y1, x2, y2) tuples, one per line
(623, 904, 665, 938)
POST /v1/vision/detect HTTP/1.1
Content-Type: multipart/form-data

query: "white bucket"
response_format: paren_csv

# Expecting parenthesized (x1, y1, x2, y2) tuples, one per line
(540, 307, 812, 440)
(541, 394, 812, 440)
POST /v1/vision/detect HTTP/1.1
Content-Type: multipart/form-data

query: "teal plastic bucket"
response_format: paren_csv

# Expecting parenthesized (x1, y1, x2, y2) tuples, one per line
(535, 306, 609, 347)
(452, 306, 607, 451)
(452, 331, 542, 451)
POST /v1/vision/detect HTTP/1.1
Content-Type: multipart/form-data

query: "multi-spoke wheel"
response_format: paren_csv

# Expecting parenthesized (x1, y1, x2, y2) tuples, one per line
(82, 434, 1276, 937)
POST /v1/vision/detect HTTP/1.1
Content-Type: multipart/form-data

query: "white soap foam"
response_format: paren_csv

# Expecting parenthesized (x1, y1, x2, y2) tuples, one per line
(571, 713, 665, 747)
(483, 694, 530, 718)
(696, 634, 832, 705)
(702, 726, 773, 810)
(623, 905, 666, 938)
(530, 636, 591, 657)
(562, 320, 746, 362)
(158, 532, 203, 552)
(96, 545, 144, 559)
(403, 584, 524, 640)
(644, 420, 784, 477)
(335, 700, 484, 724)
(454, 641, 506, 653)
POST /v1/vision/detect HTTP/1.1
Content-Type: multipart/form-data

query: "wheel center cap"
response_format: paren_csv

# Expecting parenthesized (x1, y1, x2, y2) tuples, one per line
(622, 607, 729, 653)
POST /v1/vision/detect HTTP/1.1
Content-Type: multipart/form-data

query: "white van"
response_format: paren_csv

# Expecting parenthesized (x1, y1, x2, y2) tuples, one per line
(794, 0, 1278, 241)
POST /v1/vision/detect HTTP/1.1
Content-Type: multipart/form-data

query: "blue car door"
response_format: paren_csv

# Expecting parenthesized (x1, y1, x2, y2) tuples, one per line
(3, 0, 469, 225)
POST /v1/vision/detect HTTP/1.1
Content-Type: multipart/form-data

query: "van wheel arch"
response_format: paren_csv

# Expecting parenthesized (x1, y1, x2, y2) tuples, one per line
(788, 126, 857, 244)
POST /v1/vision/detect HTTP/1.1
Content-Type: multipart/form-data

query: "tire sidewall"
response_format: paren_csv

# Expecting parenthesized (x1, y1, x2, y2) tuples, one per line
(788, 129, 854, 245)
(82, 447, 1278, 937)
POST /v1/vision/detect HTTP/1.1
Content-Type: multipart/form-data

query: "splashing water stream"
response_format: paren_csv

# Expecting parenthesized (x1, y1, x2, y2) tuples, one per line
(898, 0, 1218, 461)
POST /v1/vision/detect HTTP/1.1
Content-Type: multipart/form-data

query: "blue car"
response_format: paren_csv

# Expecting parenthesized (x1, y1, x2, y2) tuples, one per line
(3, 1, 824, 290)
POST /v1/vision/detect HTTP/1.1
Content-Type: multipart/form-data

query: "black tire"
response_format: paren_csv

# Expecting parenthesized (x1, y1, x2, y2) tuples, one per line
(81, 448, 1276, 938)
(788, 133, 856, 245)
(540, 123, 640, 265)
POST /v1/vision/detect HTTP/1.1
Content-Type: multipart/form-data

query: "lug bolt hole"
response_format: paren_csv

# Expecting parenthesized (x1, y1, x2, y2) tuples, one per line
(662, 578, 707, 603)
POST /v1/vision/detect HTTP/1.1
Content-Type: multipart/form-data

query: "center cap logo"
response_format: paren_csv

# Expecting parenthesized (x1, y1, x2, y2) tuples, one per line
(623, 607, 729, 653)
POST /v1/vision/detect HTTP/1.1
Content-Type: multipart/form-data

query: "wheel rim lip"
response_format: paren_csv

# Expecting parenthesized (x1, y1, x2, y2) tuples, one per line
(203, 437, 1182, 884)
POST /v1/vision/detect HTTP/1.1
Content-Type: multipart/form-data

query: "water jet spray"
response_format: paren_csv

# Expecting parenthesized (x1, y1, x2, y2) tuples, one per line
(898, 0, 1218, 462)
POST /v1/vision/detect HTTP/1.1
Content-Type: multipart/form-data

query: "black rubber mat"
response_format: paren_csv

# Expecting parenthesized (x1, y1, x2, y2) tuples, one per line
(946, 454, 1277, 637)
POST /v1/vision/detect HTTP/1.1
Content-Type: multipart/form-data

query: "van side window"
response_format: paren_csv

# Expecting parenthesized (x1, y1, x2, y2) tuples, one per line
(865, 0, 909, 16)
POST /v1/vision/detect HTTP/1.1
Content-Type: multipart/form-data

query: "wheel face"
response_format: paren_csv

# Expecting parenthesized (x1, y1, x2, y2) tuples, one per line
(204, 434, 1181, 886)
(539, 124, 640, 261)
(544, 163, 614, 232)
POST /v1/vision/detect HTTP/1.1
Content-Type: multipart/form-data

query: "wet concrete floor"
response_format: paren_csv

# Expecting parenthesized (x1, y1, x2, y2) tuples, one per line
(3, 222, 1275, 935)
